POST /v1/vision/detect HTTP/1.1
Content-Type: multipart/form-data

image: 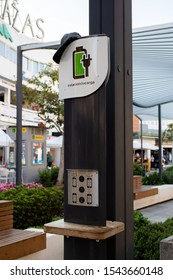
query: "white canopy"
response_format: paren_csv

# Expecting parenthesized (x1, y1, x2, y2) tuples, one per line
(133, 23, 173, 121)
(133, 140, 158, 150)
(0, 129, 14, 147)
(46, 136, 63, 149)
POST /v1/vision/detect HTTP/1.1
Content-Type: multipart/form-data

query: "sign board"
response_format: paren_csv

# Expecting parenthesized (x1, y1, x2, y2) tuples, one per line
(32, 135, 44, 140)
(0, 1, 44, 39)
(59, 35, 110, 99)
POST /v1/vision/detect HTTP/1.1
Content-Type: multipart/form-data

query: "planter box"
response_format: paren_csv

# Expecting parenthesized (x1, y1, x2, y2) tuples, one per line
(133, 176, 142, 190)
(133, 186, 158, 200)
(160, 235, 173, 259)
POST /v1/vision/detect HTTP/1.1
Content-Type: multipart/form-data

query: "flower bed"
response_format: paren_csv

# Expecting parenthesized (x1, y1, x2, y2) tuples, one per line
(0, 182, 15, 192)
(0, 182, 44, 192)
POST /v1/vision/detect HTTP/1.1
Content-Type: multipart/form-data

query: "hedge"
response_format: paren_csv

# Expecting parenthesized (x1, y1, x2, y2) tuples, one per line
(134, 211, 173, 259)
(0, 186, 64, 229)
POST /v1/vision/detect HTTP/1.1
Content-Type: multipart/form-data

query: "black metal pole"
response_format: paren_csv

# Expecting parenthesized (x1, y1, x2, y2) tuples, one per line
(63, 71, 107, 259)
(158, 104, 162, 179)
(139, 118, 143, 168)
(16, 42, 60, 185)
(89, 0, 133, 259)
(16, 46, 23, 185)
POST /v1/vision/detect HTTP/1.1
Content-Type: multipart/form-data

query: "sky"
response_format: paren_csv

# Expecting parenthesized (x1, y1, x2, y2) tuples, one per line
(132, 0, 173, 29)
(19, 0, 89, 42)
(6, 0, 173, 42)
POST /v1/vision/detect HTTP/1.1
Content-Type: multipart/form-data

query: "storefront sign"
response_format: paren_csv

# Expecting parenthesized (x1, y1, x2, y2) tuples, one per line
(0, 23, 13, 42)
(0, 0, 44, 39)
(59, 35, 110, 99)
(32, 135, 44, 140)
(12, 127, 27, 133)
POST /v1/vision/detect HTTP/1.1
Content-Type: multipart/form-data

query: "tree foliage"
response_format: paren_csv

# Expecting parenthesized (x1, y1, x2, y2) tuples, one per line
(14, 64, 65, 185)
(14, 63, 64, 133)
(162, 123, 173, 141)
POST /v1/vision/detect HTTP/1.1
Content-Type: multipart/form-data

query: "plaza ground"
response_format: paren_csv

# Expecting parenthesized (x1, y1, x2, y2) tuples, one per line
(140, 199, 173, 223)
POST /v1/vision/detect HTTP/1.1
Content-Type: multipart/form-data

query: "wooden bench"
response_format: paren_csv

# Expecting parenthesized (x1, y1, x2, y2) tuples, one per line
(0, 200, 46, 260)
(133, 186, 158, 200)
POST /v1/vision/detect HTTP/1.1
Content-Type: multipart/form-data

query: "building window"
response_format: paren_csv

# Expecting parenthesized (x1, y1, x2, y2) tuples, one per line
(31, 127, 44, 135)
(32, 142, 44, 165)
(22, 141, 26, 165)
(39, 63, 44, 73)
(31, 60, 38, 75)
(23, 56, 29, 71)
(5, 46, 17, 64)
(0, 41, 5, 56)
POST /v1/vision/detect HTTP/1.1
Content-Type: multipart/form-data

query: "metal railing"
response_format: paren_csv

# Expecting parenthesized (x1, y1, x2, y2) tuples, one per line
(0, 101, 42, 127)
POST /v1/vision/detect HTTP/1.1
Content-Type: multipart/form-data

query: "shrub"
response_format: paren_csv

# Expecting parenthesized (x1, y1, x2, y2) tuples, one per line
(142, 171, 163, 185)
(134, 210, 149, 229)
(163, 166, 173, 172)
(38, 166, 59, 187)
(142, 165, 173, 185)
(162, 167, 173, 184)
(0, 186, 64, 229)
(133, 162, 144, 176)
(134, 211, 173, 259)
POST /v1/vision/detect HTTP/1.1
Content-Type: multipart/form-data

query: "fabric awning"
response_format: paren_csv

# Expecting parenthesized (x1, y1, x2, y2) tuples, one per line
(46, 136, 63, 148)
(133, 23, 173, 121)
(133, 140, 158, 150)
(0, 128, 14, 147)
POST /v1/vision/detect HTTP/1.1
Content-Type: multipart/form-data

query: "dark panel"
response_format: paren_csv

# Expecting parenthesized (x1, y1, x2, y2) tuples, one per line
(104, 0, 126, 260)
(64, 86, 107, 226)
(64, 236, 107, 260)
(89, 0, 102, 34)
(124, 0, 134, 259)
(89, 0, 133, 259)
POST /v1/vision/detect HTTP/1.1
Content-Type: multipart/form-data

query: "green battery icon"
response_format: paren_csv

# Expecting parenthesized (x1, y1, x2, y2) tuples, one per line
(73, 46, 92, 79)
(73, 46, 86, 79)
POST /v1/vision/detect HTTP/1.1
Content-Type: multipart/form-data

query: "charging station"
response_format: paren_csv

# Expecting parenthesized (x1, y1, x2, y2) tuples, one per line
(44, 33, 125, 259)
(60, 34, 109, 226)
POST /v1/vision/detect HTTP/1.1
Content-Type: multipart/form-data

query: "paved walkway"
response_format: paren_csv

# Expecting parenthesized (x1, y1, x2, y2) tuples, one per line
(139, 199, 173, 223)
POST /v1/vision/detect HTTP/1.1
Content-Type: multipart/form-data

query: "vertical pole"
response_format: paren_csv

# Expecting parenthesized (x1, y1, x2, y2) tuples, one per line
(140, 119, 143, 168)
(89, 0, 133, 259)
(16, 46, 23, 185)
(124, 0, 133, 259)
(158, 105, 162, 179)
(63, 77, 107, 259)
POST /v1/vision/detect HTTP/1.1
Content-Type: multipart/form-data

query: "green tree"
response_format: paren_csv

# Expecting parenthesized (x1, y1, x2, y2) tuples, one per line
(162, 123, 173, 141)
(162, 123, 173, 164)
(21, 64, 64, 185)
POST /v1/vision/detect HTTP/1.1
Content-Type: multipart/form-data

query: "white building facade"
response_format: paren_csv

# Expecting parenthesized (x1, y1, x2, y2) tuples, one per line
(0, 0, 55, 167)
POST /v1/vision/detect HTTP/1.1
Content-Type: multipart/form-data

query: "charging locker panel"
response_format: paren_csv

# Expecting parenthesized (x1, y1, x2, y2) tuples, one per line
(68, 169, 99, 207)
